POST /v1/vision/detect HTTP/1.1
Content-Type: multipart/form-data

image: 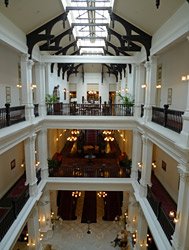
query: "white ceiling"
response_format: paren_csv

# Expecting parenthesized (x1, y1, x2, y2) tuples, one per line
(0, 0, 185, 35)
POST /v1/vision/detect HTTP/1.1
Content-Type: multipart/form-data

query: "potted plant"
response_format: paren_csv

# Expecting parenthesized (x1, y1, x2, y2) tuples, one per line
(117, 92, 134, 115)
(48, 158, 60, 176)
(45, 94, 58, 113)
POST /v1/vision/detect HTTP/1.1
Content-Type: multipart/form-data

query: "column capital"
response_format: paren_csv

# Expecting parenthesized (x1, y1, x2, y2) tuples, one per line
(141, 134, 149, 144)
(28, 132, 37, 142)
(177, 164, 189, 182)
(149, 55, 157, 64)
(27, 59, 34, 69)
(21, 53, 30, 62)
(144, 61, 151, 70)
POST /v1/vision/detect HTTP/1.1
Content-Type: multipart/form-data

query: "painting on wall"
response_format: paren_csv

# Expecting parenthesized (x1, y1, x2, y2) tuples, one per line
(157, 64, 162, 85)
(11, 159, 16, 170)
(162, 160, 167, 171)
(5, 86, 11, 103)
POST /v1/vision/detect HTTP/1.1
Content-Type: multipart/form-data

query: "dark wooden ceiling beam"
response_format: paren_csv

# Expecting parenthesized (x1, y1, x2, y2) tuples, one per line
(55, 41, 78, 55)
(39, 28, 73, 51)
(110, 12, 152, 59)
(27, 12, 68, 58)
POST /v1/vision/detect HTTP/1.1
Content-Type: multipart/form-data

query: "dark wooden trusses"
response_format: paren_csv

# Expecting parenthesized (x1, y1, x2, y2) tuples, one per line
(109, 12, 152, 59)
(26, 9, 152, 78)
(27, 12, 68, 58)
(102, 64, 127, 82)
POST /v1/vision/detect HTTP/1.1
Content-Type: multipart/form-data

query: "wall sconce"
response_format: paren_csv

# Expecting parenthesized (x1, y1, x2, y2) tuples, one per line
(138, 162, 143, 168)
(169, 210, 180, 223)
(31, 83, 37, 90)
(152, 161, 157, 169)
(141, 84, 147, 88)
(181, 75, 189, 81)
(16, 84, 22, 88)
(156, 84, 161, 89)
(21, 162, 25, 168)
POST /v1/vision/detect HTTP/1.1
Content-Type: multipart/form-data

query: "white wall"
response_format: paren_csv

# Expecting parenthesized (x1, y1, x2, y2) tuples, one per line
(69, 72, 116, 103)
(0, 43, 20, 107)
(158, 39, 189, 110)
(0, 142, 25, 198)
(48, 65, 70, 103)
(153, 145, 179, 203)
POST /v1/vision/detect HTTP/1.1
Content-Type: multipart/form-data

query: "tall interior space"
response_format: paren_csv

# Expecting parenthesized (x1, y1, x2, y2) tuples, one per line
(0, 1, 189, 250)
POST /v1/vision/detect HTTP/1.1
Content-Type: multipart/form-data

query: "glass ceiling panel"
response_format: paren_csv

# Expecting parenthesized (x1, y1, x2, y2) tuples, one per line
(61, 0, 114, 55)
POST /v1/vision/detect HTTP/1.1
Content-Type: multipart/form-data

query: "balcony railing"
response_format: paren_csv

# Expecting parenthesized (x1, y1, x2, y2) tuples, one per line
(147, 186, 175, 243)
(47, 102, 134, 116)
(0, 104, 41, 129)
(0, 104, 25, 129)
(34, 104, 39, 117)
(0, 174, 29, 241)
(152, 105, 184, 133)
(49, 164, 130, 178)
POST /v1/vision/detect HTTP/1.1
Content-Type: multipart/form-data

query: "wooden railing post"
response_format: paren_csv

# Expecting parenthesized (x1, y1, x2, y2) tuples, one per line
(5, 103, 10, 126)
(164, 104, 169, 127)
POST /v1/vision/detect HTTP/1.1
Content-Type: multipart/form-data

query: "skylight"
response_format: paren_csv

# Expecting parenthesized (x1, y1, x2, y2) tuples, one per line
(61, 0, 114, 55)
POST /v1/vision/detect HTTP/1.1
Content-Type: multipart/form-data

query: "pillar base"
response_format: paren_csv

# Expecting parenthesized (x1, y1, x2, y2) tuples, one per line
(38, 103, 47, 117)
(139, 182, 147, 197)
(131, 170, 138, 180)
(41, 168, 49, 179)
(29, 181, 38, 196)
(143, 105, 152, 123)
(25, 104, 35, 120)
(134, 105, 142, 118)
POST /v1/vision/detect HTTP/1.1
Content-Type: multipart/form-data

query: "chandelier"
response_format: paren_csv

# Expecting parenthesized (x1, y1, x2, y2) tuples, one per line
(97, 191, 107, 198)
(103, 130, 112, 135)
(72, 191, 81, 198)
(67, 136, 77, 141)
(104, 136, 114, 142)
(71, 129, 79, 135)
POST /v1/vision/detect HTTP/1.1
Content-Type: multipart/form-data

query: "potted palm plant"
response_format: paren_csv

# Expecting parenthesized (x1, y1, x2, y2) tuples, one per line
(117, 92, 134, 115)
(45, 94, 58, 113)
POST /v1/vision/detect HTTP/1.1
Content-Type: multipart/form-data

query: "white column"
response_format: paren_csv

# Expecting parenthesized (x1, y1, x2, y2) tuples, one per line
(134, 63, 145, 118)
(27, 205, 41, 250)
(25, 133, 38, 196)
(139, 135, 153, 197)
(50, 190, 58, 218)
(171, 163, 189, 250)
(38, 190, 52, 233)
(37, 128, 49, 179)
(35, 62, 46, 116)
(126, 192, 138, 233)
(180, 77, 189, 147)
(45, 63, 51, 94)
(127, 64, 135, 96)
(20, 54, 35, 120)
(135, 208, 148, 250)
(131, 130, 142, 180)
(143, 56, 157, 122)
(122, 191, 129, 214)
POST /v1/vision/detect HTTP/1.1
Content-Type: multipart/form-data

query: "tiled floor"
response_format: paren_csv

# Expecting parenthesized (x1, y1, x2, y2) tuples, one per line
(41, 192, 129, 250)
(13, 192, 131, 250)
